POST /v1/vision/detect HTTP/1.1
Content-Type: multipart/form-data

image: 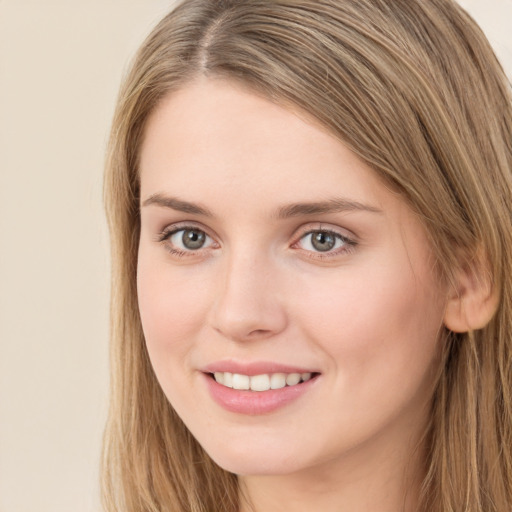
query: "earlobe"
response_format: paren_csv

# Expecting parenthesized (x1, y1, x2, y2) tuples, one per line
(443, 257, 499, 333)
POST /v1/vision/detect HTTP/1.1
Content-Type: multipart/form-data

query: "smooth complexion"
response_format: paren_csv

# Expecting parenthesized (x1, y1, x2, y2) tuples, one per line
(137, 78, 449, 512)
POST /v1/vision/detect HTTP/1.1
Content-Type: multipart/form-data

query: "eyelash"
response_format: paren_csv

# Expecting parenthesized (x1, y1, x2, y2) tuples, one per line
(155, 224, 357, 260)
(155, 225, 217, 257)
(292, 228, 357, 260)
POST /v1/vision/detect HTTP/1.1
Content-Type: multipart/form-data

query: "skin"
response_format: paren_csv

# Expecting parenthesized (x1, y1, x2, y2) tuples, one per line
(137, 78, 449, 512)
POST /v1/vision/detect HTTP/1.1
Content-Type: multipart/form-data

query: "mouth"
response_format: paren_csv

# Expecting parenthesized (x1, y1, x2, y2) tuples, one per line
(201, 361, 321, 414)
(203, 368, 320, 415)
(209, 371, 319, 391)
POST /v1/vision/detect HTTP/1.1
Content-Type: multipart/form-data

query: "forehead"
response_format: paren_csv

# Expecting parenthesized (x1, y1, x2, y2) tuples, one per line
(139, 77, 387, 209)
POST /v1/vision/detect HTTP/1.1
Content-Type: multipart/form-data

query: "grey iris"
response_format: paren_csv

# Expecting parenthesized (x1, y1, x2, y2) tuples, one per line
(311, 231, 336, 252)
(182, 229, 206, 249)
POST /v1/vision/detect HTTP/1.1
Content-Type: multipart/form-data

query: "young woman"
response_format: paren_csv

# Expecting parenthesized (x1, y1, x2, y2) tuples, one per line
(102, 1, 512, 511)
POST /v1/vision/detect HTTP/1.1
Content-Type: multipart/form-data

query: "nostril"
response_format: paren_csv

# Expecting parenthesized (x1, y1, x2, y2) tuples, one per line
(247, 329, 271, 337)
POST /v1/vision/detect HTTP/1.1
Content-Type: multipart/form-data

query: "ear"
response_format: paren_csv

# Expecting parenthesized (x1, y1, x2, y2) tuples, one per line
(443, 253, 499, 333)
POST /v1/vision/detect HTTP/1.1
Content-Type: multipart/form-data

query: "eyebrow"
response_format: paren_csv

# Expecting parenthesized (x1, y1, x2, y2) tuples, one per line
(142, 193, 213, 216)
(276, 198, 383, 218)
(141, 193, 382, 218)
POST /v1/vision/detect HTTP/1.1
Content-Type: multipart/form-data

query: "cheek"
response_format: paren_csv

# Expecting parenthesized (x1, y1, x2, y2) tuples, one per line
(136, 253, 210, 368)
(294, 257, 445, 396)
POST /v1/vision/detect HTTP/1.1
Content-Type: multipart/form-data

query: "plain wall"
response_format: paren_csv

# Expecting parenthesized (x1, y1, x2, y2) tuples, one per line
(0, 2, 175, 512)
(0, 1, 510, 511)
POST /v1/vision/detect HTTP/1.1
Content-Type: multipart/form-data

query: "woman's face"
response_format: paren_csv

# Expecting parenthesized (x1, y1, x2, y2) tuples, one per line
(137, 78, 448, 477)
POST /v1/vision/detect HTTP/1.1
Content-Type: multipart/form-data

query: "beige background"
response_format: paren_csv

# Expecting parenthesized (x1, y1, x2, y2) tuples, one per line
(0, 1, 510, 511)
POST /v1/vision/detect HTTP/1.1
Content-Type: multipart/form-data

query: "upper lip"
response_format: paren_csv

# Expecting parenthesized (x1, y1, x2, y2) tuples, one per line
(201, 361, 319, 376)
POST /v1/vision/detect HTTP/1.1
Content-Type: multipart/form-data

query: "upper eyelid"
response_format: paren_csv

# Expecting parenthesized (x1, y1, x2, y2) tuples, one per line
(291, 223, 356, 242)
(160, 221, 215, 238)
(293, 230, 355, 249)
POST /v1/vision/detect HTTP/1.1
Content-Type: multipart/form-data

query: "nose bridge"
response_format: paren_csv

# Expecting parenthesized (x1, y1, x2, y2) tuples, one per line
(210, 244, 287, 341)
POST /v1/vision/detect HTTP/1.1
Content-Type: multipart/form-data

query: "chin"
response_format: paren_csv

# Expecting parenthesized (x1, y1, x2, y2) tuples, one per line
(202, 439, 306, 476)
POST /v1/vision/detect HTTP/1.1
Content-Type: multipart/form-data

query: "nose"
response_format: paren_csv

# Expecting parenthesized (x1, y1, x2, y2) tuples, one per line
(209, 250, 288, 342)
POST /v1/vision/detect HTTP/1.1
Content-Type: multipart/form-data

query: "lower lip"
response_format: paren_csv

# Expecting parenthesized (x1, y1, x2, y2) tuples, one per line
(203, 373, 319, 415)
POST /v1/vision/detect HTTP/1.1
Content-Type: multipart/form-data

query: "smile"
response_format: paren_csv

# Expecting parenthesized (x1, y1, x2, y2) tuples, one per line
(212, 371, 313, 391)
(204, 370, 320, 415)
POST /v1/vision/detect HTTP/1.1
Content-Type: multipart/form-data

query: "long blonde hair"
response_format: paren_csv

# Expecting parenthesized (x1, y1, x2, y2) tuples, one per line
(102, 1, 512, 510)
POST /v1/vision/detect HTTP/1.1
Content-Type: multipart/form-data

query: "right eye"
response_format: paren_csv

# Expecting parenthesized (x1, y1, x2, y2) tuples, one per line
(158, 226, 216, 255)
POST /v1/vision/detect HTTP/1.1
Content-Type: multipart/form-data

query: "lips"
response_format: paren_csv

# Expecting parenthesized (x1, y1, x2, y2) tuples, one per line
(202, 360, 318, 376)
(201, 361, 320, 415)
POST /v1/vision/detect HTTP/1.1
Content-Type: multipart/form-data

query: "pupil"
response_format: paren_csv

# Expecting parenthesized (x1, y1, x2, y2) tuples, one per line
(311, 232, 335, 252)
(182, 229, 205, 250)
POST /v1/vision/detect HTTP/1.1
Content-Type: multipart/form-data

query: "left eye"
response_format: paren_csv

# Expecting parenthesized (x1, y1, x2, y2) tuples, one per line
(298, 230, 350, 253)
(168, 228, 213, 251)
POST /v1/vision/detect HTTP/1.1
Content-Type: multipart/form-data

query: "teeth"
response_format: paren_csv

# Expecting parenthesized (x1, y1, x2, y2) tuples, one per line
(213, 371, 314, 391)
(285, 373, 301, 386)
(223, 372, 233, 388)
(250, 374, 270, 391)
(232, 373, 250, 390)
(270, 373, 286, 390)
